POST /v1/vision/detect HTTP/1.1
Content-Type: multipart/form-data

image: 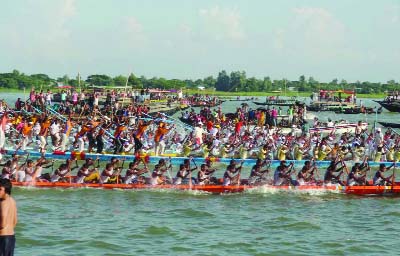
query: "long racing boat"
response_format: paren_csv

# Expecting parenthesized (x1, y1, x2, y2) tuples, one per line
(11, 180, 400, 195)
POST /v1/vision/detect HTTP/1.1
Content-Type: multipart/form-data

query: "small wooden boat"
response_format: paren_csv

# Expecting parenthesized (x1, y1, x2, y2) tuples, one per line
(306, 101, 357, 112)
(340, 106, 382, 114)
(11, 181, 400, 195)
(309, 122, 368, 135)
(378, 122, 400, 129)
(374, 100, 400, 113)
(252, 99, 302, 106)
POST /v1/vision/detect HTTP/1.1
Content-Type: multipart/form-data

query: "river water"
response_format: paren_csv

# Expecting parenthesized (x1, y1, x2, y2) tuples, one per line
(2, 93, 400, 255)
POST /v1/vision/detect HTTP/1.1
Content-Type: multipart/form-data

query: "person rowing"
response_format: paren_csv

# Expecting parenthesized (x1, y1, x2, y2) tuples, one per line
(173, 163, 197, 185)
(347, 157, 369, 186)
(296, 160, 317, 185)
(75, 163, 92, 183)
(50, 163, 70, 182)
(1, 160, 12, 180)
(248, 158, 270, 185)
(124, 160, 148, 184)
(323, 159, 345, 185)
(200, 159, 217, 185)
(150, 164, 167, 185)
(373, 163, 395, 186)
(100, 163, 115, 184)
(223, 160, 244, 186)
(197, 164, 214, 185)
(273, 160, 294, 186)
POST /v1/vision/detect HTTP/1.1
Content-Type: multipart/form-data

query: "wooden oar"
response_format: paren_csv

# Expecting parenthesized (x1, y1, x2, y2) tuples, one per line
(116, 157, 126, 184)
(391, 162, 396, 192)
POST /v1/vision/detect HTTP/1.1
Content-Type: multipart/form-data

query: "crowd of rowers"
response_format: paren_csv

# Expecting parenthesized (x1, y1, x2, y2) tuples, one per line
(0, 90, 399, 164)
(0, 154, 396, 187)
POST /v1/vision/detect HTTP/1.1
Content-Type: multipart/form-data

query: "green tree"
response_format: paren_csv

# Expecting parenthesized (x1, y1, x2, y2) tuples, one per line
(128, 73, 142, 88)
(86, 74, 113, 87)
(230, 71, 246, 91)
(215, 70, 230, 91)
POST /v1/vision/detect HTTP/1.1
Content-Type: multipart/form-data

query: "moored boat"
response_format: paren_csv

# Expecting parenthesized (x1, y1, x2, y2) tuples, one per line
(374, 100, 400, 112)
(378, 122, 400, 129)
(306, 101, 357, 112)
(340, 106, 382, 114)
(252, 99, 301, 106)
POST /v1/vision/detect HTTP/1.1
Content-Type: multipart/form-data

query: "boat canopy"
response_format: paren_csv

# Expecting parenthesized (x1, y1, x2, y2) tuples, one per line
(319, 89, 355, 95)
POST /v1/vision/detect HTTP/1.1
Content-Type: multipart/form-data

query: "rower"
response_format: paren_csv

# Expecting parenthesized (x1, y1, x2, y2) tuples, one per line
(83, 157, 101, 183)
(373, 163, 395, 186)
(297, 160, 315, 185)
(248, 159, 270, 185)
(1, 160, 12, 180)
(223, 160, 244, 186)
(100, 163, 115, 184)
(248, 165, 270, 185)
(150, 164, 166, 185)
(323, 160, 345, 185)
(347, 163, 367, 186)
(75, 164, 92, 184)
(204, 160, 217, 184)
(50, 163, 70, 182)
(273, 161, 294, 186)
(22, 159, 37, 182)
(223, 165, 238, 186)
(124, 160, 148, 184)
(197, 164, 213, 185)
(174, 164, 197, 185)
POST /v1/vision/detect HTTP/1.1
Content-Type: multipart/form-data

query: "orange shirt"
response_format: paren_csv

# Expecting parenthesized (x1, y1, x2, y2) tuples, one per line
(154, 126, 169, 142)
(22, 124, 32, 136)
(39, 120, 51, 136)
(76, 125, 90, 138)
(136, 123, 149, 138)
(114, 125, 126, 138)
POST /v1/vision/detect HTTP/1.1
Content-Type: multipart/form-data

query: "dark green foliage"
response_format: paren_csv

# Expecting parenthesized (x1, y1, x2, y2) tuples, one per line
(0, 69, 398, 93)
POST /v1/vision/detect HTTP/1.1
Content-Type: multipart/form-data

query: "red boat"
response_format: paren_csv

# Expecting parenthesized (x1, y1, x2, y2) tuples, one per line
(11, 181, 400, 195)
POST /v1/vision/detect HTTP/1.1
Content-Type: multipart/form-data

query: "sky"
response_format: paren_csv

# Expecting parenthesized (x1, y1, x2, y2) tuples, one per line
(0, 0, 399, 82)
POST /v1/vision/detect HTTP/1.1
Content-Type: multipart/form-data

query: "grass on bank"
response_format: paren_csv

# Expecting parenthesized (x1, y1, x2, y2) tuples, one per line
(185, 89, 386, 99)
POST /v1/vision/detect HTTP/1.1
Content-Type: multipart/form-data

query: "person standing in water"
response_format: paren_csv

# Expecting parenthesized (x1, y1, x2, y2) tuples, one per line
(0, 178, 17, 256)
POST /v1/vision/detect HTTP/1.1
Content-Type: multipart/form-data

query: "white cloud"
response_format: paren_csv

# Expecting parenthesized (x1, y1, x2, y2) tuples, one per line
(122, 16, 148, 48)
(199, 6, 245, 41)
(388, 4, 400, 23)
(126, 17, 143, 33)
(272, 7, 351, 59)
(46, 0, 77, 41)
(273, 28, 285, 50)
(292, 7, 346, 47)
(179, 23, 193, 35)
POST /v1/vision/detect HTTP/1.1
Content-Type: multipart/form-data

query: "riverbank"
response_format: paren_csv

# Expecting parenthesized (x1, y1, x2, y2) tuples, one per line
(186, 89, 387, 99)
(0, 87, 387, 99)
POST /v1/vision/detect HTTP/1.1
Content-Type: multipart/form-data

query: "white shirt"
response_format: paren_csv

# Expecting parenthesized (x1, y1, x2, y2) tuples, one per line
(50, 123, 60, 135)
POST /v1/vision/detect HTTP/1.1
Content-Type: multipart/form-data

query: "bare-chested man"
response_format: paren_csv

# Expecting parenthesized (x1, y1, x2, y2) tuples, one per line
(0, 178, 17, 255)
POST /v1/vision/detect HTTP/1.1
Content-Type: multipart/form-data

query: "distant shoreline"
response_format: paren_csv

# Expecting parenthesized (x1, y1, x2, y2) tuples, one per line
(0, 88, 385, 99)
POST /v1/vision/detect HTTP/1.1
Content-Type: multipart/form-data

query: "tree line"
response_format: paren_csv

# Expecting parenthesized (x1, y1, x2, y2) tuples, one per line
(0, 69, 398, 94)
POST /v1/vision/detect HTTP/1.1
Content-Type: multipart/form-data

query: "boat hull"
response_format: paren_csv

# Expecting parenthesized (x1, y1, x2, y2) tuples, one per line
(11, 181, 400, 195)
(378, 122, 400, 129)
(374, 100, 400, 112)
